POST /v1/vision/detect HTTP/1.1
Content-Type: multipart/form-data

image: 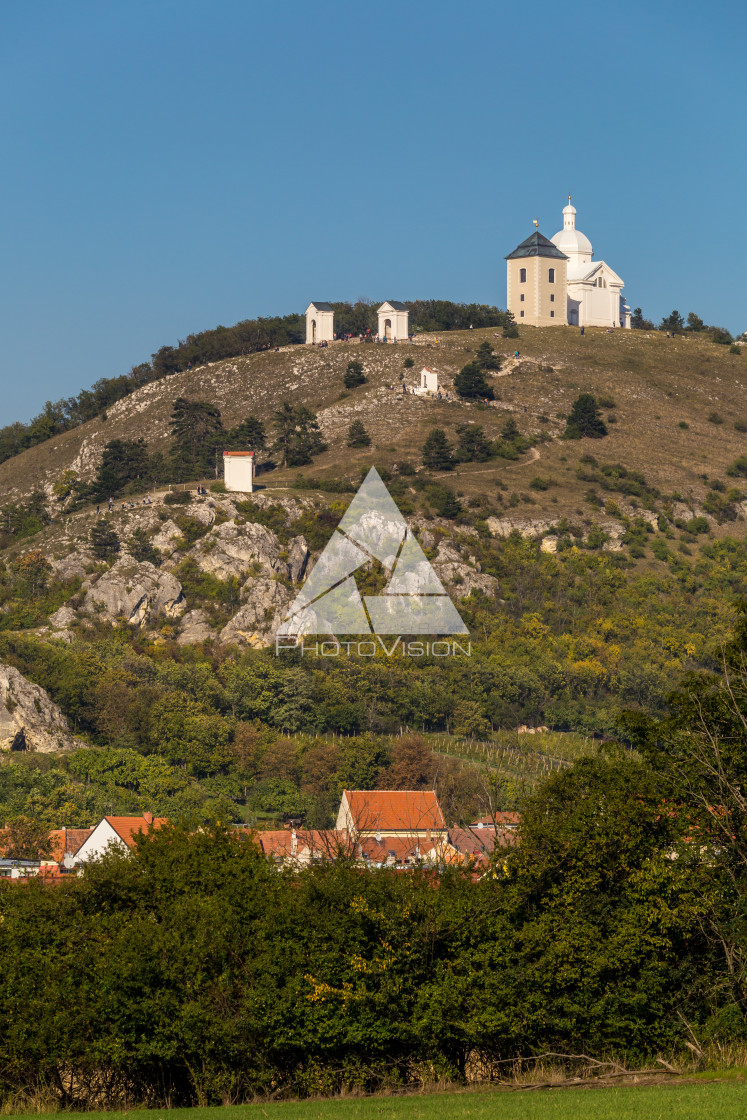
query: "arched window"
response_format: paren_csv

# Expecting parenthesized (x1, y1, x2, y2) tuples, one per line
(519, 267, 527, 283)
(548, 268, 555, 283)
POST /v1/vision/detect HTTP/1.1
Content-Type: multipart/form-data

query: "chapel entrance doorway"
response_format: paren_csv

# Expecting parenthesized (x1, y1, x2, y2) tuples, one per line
(384, 318, 392, 340)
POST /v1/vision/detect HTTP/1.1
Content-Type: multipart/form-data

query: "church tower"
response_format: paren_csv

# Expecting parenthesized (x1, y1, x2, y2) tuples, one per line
(505, 228, 568, 327)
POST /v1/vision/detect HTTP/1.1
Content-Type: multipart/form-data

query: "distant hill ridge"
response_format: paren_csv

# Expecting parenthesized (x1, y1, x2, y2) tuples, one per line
(0, 300, 509, 470)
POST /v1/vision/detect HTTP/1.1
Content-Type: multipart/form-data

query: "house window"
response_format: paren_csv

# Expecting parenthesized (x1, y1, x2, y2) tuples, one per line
(520, 294, 525, 302)
(550, 311, 555, 318)
(550, 294, 554, 302)
(520, 310, 524, 317)
(519, 267, 527, 283)
(548, 268, 555, 283)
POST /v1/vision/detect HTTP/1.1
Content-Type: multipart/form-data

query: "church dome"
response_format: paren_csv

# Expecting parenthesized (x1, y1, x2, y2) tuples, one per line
(550, 200, 592, 261)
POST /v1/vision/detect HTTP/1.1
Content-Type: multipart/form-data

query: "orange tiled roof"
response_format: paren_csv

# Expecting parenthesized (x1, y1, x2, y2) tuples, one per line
(47, 828, 94, 862)
(258, 829, 344, 859)
(105, 816, 168, 849)
(344, 790, 446, 832)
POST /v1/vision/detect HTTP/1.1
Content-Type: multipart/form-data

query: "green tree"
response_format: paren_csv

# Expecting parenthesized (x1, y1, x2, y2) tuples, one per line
(455, 423, 491, 463)
(660, 309, 685, 333)
(686, 312, 705, 332)
(93, 439, 151, 500)
(170, 398, 223, 477)
(422, 428, 454, 471)
(271, 403, 327, 467)
(346, 420, 371, 448)
(454, 361, 494, 400)
(90, 522, 121, 561)
(225, 416, 266, 451)
(128, 528, 161, 566)
(1, 815, 51, 859)
(631, 307, 654, 330)
(475, 340, 501, 371)
(564, 393, 608, 439)
(343, 360, 367, 389)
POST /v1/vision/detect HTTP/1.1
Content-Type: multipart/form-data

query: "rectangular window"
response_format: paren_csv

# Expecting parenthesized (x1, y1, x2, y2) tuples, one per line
(548, 268, 555, 283)
(550, 311, 555, 318)
(520, 310, 525, 317)
(519, 267, 527, 283)
(550, 294, 554, 302)
(520, 294, 525, 302)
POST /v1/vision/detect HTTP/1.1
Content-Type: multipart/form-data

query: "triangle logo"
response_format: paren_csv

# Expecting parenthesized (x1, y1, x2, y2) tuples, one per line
(278, 468, 468, 637)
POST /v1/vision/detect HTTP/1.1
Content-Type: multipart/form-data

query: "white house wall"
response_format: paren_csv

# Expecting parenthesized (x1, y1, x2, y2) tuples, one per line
(74, 820, 128, 863)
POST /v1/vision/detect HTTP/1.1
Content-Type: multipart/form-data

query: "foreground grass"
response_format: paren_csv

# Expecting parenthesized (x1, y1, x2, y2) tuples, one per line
(6, 1080, 747, 1120)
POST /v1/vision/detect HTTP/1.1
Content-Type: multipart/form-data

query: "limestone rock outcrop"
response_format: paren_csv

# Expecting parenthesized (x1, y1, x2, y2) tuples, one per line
(191, 522, 287, 581)
(82, 557, 186, 626)
(432, 542, 499, 598)
(176, 609, 215, 645)
(0, 662, 81, 753)
(219, 578, 293, 648)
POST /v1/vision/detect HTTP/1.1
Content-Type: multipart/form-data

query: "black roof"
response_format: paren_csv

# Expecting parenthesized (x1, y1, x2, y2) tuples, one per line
(308, 301, 334, 311)
(381, 300, 408, 311)
(505, 231, 568, 261)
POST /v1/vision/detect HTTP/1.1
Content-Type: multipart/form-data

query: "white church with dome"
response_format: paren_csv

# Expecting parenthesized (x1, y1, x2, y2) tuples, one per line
(506, 198, 631, 329)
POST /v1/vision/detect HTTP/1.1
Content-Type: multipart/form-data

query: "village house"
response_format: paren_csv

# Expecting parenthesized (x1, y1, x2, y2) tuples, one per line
(73, 813, 167, 864)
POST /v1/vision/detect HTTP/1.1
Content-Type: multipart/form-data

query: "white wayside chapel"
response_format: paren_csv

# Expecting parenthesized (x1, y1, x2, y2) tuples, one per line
(223, 451, 254, 492)
(305, 302, 335, 344)
(377, 301, 409, 341)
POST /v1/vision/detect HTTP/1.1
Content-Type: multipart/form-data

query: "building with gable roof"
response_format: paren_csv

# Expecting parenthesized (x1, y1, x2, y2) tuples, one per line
(305, 302, 335, 344)
(506, 199, 631, 329)
(335, 789, 447, 839)
(377, 301, 409, 341)
(73, 813, 167, 863)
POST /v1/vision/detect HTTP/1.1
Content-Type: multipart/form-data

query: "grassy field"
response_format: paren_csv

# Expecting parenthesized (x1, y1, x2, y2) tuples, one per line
(6, 1080, 746, 1120)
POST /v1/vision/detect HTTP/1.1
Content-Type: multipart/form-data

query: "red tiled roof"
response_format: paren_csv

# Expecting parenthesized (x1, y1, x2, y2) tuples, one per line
(258, 829, 344, 860)
(343, 790, 446, 832)
(104, 816, 168, 849)
(47, 828, 94, 862)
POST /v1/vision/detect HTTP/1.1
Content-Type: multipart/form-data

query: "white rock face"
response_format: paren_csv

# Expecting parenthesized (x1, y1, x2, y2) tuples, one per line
(219, 578, 293, 648)
(48, 605, 78, 629)
(191, 522, 288, 581)
(82, 558, 186, 626)
(50, 551, 94, 582)
(176, 609, 215, 645)
(432, 542, 499, 598)
(0, 662, 81, 753)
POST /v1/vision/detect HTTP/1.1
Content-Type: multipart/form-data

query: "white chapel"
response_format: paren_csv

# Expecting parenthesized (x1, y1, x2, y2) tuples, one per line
(506, 198, 631, 329)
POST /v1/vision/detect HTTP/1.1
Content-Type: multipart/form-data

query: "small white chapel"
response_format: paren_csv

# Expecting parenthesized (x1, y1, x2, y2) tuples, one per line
(506, 198, 631, 329)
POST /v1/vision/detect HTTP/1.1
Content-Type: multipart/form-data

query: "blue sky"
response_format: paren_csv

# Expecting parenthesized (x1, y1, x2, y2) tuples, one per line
(1, 0, 745, 423)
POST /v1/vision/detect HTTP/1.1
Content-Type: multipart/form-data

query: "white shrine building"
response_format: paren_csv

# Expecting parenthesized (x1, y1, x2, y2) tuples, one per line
(305, 302, 335, 344)
(377, 301, 410, 340)
(506, 198, 631, 329)
(223, 450, 254, 492)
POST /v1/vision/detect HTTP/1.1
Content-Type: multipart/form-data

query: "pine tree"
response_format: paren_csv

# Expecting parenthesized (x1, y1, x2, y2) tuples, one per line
(455, 423, 491, 462)
(475, 341, 501, 371)
(128, 528, 161, 566)
(347, 420, 371, 448)
(169, 398, 223, 478)
(272, 402, 327, 467)
(93, 438, 151, 500)
(226, 416, 266, 451)
(90, 522, 121, 561)
(422, 428, 454, 471)
(564, 393, 608, 439)
(454, 361, 494, 400)
(344, 361, 367, 389)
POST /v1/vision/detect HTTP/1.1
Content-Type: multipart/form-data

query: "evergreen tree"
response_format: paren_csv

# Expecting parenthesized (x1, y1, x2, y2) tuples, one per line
(454, 361, 494, 400)
(128, 528, 161, 566)
(686, 312, 705, 332)
(564, 393, 608, 439)
(170, 398, 223, 478)
(346, 420, 371, 448)
(344, 361, 367, 389)
(475, 341, 501, 371)
(422, 428, 454, 471)
(90, 522, 121, 561)
(226, 416, 266, 451)
(455, 423, 491, 462)
(501, 417, 520, 440)
(631, 307, 654, 330)
(659, 310, 685, 334)
(93, 439, 151, 500)
(502, 311, 519, 338)
(272, 402, 327, 467)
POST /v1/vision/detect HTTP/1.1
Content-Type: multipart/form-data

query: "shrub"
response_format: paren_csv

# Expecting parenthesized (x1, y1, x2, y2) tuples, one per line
(726, 456, 747, 478)
(678, 421, 689, 429)
(210, 481, 227, 493)
(707, 412, 724, 425)
(685, 516, 710, 534)
(734, 420, 747, 433)
(529, 476, 551, 491)
(344, 361, 366, 389)
(597, 395, 616, 409)
(346, 420, 371, 449)
(403, 357, 415, 369)
(730, 345, 742, 355)
(127, 528, 161, 566)
(164, 491, 192, 505)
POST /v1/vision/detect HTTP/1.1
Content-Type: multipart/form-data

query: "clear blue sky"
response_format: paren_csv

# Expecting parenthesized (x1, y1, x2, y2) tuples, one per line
(1, 0, 745, 423)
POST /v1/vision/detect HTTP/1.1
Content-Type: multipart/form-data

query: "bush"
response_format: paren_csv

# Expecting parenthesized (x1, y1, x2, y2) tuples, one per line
(403, 357, 415, 369)
(127, 528, 161, 566)
(707, 412, 724, 425)
(685, 516, 710, 534)
(344, 361, 366, 389)
(597, 396, 616, 409)
(678, 421, 689, 429)
(726, 456, 747, 478)
(346, 420, 371, 449)
(209, 481, 227, 493)
(730, 345, 742, 355)
(529, 476, 551, 491)
(734, 420, 747, 433)
(164, 491, 192, 505)
(564, 394, 607, 439)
